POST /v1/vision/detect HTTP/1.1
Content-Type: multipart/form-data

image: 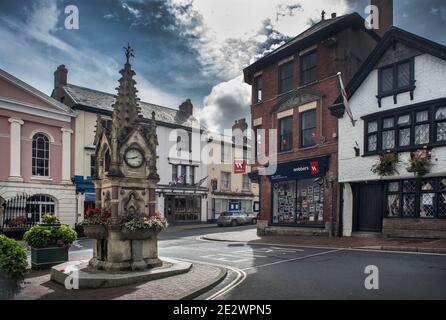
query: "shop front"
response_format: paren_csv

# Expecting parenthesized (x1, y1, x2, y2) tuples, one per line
(270, 156, 330, 228)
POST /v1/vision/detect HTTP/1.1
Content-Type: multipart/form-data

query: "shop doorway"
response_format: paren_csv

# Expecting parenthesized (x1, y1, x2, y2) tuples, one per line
(355, 183, 384, 232)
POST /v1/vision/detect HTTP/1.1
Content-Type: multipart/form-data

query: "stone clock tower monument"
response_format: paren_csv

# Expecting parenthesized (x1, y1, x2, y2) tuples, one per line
(91, 45, 161, 271)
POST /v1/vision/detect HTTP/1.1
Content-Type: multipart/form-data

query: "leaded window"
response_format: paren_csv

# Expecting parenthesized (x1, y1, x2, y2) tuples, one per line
(386, 178, 446, 219)
(364, 102, 446, 155)
(436, 106, 446, 142)
(378, 59, 415, 97)
(32, 133, 50, 177)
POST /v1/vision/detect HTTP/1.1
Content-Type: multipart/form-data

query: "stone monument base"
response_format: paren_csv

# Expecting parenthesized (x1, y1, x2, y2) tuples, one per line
(50, 257, 192, 289)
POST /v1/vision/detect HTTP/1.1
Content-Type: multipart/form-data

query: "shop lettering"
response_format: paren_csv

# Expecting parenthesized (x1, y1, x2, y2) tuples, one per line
(310, 161, 320, 175)
(293, 166, 309, 172)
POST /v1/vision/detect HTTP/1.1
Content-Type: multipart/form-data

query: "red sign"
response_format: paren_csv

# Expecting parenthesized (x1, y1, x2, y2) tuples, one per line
(310, 161, 319, 175)
(234, 160, 246, 174)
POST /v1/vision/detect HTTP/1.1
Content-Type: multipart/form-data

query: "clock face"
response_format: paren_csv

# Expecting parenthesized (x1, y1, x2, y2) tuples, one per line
(125, 148, 144, 168)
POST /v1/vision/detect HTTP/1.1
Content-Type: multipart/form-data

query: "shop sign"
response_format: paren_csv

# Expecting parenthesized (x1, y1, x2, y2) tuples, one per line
(234, 160, 246, 174)
(269, 156, 329, 182)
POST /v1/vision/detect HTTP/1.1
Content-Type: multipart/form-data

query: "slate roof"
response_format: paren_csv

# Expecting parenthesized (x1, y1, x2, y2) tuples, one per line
(243, 12, 380, 83)
(63, 84, 203, 129)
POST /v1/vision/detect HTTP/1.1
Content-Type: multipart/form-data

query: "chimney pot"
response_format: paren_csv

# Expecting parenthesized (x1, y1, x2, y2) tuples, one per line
(371, 0, 393, 37)
(179, 99, 193, 117)
(331, 13, 337, 19)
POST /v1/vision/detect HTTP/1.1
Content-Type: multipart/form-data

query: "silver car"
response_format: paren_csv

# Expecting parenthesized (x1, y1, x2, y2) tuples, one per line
(217, 211, 257, 227)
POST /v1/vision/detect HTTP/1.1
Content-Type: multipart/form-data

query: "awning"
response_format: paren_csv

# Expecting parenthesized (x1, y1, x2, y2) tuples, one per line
(84, 193, 96, 201)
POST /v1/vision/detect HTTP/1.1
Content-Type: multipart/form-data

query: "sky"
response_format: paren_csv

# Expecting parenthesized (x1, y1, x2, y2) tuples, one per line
(1, 0, 446, 132)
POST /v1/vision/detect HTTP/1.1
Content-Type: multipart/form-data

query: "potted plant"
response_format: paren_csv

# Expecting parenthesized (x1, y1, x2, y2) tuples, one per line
(79, 208, 110, 239)
(407, 148, 432, 177)
(371, 152, 399, 176)
(40, 213, 61, 227)
(121, 212, 168, 240)
(24, 224, 77, 270)
(0, 235, 28, 299)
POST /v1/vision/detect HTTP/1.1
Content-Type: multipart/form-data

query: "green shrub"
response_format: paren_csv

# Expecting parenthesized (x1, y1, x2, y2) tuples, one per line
(24, 225, 77, 248)
(41, 213, 60, 224)
(0, 235, 28, 280)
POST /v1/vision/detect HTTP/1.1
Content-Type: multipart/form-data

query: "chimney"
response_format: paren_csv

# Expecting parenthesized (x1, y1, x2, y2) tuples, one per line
(331, 13, 337, 19)
(53, 65, 68, 102)
(371, 0, 393, 37)
(179, 99, 193, 117)
(232, 118, 248, 145)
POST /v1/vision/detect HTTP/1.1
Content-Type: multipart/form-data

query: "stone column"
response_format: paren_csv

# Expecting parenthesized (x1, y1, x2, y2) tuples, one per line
(186, 166, 191, 185)
(8, 118, 24, 181)
(61, 128, 73, 183)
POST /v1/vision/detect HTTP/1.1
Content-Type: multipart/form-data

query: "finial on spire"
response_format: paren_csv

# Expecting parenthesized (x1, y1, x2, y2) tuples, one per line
(124, 43, 135, 64)
(321, 10, 326, 21)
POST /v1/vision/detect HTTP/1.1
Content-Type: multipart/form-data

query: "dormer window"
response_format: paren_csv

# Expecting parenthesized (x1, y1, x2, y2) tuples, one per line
(377, 58, 415, 107)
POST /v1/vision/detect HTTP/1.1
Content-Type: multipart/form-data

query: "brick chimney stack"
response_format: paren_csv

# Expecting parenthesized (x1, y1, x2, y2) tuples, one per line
(53, 65, 68, 102)
(232, 118, 248, 145)
(179, 99, 194, 117)
(371, 0, 393, 37)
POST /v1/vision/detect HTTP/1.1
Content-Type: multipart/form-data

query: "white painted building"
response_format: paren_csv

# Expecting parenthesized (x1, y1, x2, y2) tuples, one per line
(331, 27, 446, 238)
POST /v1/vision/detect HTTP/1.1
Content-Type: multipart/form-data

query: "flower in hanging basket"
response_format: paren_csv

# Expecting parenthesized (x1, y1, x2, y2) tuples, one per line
(371, 152, 399, 176)
(407, 148, 432, 177)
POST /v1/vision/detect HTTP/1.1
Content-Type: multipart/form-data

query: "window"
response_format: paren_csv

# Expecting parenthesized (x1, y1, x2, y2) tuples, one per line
(254, 76, 262, 103)
(221, 143, 230, 163)
(435, 106, 446, 142)
(32, 133, 50, 177)
(181, 165, 187, 184)
(386, 178, 446, 219)
(101, 119, 112, 129)
(27, 195, 55, 224)
(189, 166, 195, 185)
(279, 61, 293, 94)
(378, 59, 415, 98)
(172, 164, 178, 182)
(221, 172, 230, 190)
(255, 126, 263, 160)
(300, 110, 316, 147)
(242, 174, 250, 190)
(300, 51, 317, 85)
(90, 155, 96, 177)
(364, 102, 446, 154)
(279, 116, 293, 152)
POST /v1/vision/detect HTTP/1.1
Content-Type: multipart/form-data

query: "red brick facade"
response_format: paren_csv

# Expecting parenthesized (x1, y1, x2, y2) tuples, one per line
(244, 14, 379, 236)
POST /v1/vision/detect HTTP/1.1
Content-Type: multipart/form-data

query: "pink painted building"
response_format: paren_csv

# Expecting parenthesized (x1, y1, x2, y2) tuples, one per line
(0, 68, 77, 228)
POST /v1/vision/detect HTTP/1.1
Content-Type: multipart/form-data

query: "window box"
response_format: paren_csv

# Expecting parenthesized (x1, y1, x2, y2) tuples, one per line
(30, 246, 69, 270)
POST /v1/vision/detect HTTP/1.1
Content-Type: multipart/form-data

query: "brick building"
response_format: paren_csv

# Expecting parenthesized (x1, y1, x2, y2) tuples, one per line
(243, 6, 389, 236)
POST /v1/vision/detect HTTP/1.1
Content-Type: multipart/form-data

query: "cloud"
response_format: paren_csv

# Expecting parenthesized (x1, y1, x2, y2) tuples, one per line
(197, 75, 251, 132)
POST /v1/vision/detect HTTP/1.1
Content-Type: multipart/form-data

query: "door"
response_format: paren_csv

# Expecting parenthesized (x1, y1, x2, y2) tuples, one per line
(356, 183, 384, 232)
(164, 197, 174, 224)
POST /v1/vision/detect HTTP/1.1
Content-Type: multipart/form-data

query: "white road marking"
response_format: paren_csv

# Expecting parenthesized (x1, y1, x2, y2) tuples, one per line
(242, 249, 344, 271)
(200, 254, 250, 263)
(167, 256, 247, 300)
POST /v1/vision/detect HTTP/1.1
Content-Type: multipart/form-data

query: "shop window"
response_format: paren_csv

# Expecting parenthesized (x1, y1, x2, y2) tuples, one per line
(300, 50, 317, 86)
(386, 178, 446, 219)
(272, 179, 324, 225)
(279, 61, 293, 94)
(364, 102, 446, 155)
(32, 133, 50, 177)
(300, 110, 316, 148)
(278, 116, 293, 152)
(254, 76, 262, 103)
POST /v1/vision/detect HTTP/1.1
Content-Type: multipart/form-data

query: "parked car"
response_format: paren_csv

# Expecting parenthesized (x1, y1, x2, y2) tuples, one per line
(217, 211, 257, 227)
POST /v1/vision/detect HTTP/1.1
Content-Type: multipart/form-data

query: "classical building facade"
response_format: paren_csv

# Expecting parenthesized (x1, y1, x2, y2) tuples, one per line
(0, 68, 76, 229)
(52, 66, 208, 224)
(206, 119, 259, 222)
(331, 28, 446, 238)
(243, 10, 384, 236)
